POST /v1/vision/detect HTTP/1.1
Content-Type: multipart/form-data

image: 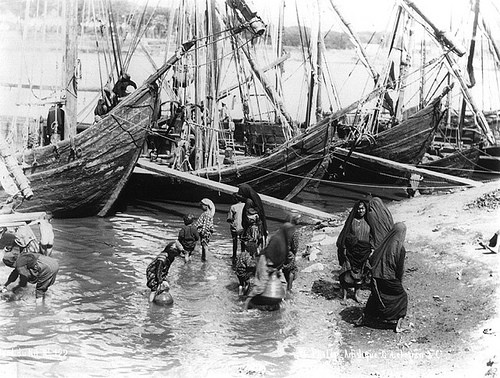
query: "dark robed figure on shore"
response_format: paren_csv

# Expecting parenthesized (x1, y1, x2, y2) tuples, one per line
(336, 197, 394, 301)
(363, 222, 408, 329)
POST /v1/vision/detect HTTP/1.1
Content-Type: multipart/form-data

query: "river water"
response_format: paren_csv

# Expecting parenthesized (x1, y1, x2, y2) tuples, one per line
(0, 192, 362, 378)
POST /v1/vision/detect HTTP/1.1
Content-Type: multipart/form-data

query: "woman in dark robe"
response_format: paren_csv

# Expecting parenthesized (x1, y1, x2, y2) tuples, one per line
(237, 184, 268, 244)
(243, 222, 295, 310)
(336, 197, 394, 302)
(336, 200, 372, 302)
(366, 197, 394, 250)
(357, 222, 408, 332)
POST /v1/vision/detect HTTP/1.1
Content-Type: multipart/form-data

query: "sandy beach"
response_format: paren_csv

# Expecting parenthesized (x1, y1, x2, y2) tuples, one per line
(293, 179, 500, 377)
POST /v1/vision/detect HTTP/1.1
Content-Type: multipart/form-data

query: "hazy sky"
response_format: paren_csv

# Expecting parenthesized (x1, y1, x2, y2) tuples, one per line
(250, 0, 472, 32)
(132, 0, 497, 34)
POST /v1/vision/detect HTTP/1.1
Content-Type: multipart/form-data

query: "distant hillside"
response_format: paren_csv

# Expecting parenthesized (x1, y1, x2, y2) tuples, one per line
(282, 26, 384, 49)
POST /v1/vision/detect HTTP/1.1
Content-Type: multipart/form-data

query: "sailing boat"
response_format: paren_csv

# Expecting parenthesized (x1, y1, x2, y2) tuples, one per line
(134, 0, 338, 199)
(0, 1, 198, 217)
(411, 0, 500, 178)
(324, 0, 498, 191)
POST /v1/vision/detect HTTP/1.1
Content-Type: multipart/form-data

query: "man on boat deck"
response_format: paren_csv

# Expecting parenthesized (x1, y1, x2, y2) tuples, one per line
(113, 72, 137, 98)
(45, 103, 65, 145)
(94, 84, 118, 121)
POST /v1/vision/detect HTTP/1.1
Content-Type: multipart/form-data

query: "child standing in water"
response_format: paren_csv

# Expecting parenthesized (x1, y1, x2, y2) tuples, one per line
(227, 193, 245, 265)
(235, 241, 257, 296)
(38, 211, 54, 256)
(178, 214, 199, 263)
(195, 198, 215, 261)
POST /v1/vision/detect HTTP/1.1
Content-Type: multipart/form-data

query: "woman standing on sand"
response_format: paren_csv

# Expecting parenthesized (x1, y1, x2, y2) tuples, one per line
(356, 222, 408, 332)
(336, 200, 372, 302)
(337, 197, 394, 302)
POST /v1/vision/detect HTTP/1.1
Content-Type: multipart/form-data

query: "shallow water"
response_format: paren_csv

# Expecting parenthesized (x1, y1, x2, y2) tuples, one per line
(0, 198, 351, 377)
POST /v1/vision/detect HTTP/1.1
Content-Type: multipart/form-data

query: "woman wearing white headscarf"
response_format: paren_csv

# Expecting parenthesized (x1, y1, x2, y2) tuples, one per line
(195, 198, 215, 261)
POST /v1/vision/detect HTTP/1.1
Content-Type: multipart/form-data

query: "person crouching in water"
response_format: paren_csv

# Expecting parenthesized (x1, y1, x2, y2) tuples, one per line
(178, 214, 199, 263)
(235, 241, 257, 296)
(1, 225, 58, 301)
(3, 249, 59, 301)
(194, 198, 215, 262)
(146, 240, 184, 304)
(243, 222, 295, 310)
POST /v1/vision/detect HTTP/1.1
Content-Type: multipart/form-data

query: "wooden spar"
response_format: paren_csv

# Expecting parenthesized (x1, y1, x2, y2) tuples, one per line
(458, 0, 481, 149)
(142, 39, 197, 86)
(401, 0, 496, 145)
(480, 17, 500, 67)
(64, 0, 78, 139)
(240, 43, 294, 136)
(328, 0, 379, 82)
(331, 147, 482, 187)
(138, 42, 179, 102)
(465, 0, 480, 88)
(401, 0, 466, 57)
(217, 53, 290, 101)
(283, 161, 322, 202)
(275, 0, 285, 124)
(135, 160, 334, 221)
(0, 140, 33, 199)
(394, 13, 414, 121)
(366, 4, 403, 134)
(0, 212, 46, 228)
(315, 7, 323, 122)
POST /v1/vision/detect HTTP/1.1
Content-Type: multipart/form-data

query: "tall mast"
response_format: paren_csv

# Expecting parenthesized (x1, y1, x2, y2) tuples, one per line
(401, 0, 495, 145)
(315, 0, 323, 122)
(393, 13, 414, 122)
(328, 0, 379, 82)
(64, 0, 78, 139)
(458, 0, 480, 149)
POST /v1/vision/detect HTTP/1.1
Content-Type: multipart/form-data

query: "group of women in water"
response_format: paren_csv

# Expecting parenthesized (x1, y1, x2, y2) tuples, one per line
(144, 182, 408, 331)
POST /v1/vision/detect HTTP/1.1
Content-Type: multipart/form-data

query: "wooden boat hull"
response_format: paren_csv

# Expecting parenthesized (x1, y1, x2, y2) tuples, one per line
(476, 146, 500, 175)
(419, 148, 481, 178)
(359, 95, 443, 164)
(329, 147, 479, 192)
(136, 118, 332, 200)
(0, 84, 157, 217)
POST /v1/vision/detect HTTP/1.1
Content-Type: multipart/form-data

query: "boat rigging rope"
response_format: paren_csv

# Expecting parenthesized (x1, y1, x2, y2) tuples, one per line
(109, 113, 142, 149)
(239, 157, 477, 191)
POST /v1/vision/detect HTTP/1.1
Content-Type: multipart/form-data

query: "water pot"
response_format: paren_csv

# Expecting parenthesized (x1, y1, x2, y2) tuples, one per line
(258, 271, 285, 305)
(154, 291, 173, 306)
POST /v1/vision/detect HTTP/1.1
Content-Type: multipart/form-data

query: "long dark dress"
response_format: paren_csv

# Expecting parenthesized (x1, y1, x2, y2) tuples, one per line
(366, 197, 394, 250)
(237, 184, 268, 239)
(337, 201, 370, 270)
(364, 222, 408, 322)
